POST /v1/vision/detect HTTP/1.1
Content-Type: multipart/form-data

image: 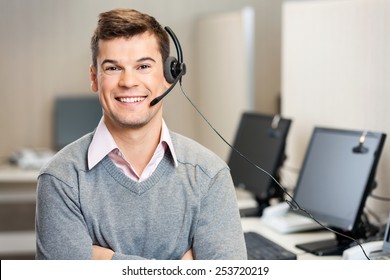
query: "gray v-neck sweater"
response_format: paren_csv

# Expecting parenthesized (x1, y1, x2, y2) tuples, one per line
(36, 131, 247, 260)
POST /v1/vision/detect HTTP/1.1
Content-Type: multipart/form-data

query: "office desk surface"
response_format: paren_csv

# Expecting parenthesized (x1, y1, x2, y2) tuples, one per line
(0, 165, 39, 183)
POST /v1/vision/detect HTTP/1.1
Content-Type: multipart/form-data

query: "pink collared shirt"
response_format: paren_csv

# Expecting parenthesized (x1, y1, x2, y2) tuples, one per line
(88, 118, 178, 182)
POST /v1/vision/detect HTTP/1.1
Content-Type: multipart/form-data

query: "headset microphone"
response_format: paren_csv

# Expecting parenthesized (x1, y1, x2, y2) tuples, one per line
(150, 26, 186, 106)
(150, 69, 185, 106)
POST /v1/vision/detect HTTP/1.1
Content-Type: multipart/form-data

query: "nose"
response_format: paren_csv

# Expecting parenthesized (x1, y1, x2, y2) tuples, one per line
(118, 69, 139, 88)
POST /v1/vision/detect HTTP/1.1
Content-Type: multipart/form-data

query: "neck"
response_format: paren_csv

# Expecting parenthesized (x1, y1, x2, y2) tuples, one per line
(105, 116, 163, 175)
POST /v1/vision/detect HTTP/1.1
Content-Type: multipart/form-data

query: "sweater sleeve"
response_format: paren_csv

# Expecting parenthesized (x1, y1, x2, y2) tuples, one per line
(36, 174, 93, 259)
(191, 167, 247, 260)
(35, 174, 148, 260)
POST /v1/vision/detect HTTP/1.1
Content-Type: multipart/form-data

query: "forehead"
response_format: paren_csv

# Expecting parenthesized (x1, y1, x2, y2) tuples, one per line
(97, 32, 162, 63)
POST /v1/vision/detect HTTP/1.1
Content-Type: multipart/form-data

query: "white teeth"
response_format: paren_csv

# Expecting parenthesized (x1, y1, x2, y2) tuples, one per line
(118, 97, 145, 103)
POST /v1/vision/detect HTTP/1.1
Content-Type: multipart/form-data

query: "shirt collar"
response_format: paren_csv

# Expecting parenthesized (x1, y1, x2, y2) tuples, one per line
(160, 120, 178, 168)
(87, 118, 178, 170)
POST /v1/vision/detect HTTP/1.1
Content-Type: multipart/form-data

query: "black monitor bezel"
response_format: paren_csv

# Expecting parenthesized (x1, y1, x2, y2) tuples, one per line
(227, 112, 292, 211)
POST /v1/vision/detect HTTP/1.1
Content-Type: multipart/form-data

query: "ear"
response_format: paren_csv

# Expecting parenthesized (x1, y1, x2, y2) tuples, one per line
(89, 65, 98, 92)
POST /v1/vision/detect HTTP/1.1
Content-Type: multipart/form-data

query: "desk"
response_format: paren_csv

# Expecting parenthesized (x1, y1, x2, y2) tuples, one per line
(0, 165, 39, 183)
(241, 217, 340, 260)
(0, 165, 38, 259)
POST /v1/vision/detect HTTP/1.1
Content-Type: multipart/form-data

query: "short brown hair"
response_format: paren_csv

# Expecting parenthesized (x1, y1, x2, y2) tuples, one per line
(90, 9, 169, 68)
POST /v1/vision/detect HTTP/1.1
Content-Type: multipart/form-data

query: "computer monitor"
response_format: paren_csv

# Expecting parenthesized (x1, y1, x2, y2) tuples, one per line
(292, 127, 386, 256)
(227, 112, 292, 215)
(54, 95, 102, 150)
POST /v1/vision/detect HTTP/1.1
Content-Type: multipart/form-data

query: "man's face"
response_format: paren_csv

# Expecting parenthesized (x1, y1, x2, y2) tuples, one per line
(90, 32, 169, 130)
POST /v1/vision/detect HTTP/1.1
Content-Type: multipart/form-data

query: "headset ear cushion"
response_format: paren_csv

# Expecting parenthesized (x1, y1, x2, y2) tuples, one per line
(164, 56, 178, 83)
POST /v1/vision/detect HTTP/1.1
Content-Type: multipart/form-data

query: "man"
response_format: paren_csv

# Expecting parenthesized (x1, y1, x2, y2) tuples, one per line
(35, 8, 246, 260)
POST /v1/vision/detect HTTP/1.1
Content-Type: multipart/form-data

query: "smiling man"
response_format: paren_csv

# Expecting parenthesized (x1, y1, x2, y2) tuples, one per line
(35, 8, 246, 260)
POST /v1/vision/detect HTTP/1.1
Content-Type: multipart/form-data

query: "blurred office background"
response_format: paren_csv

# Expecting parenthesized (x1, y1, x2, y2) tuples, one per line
(0, 0, 283, 160)
(0, 0, 389, 258)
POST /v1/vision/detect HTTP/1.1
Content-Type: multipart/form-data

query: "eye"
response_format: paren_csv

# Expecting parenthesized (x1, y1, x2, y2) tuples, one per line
(102, 64, 123, 75)
(104, 66, 121, 72)
(137, 64, 152, 72)
(107, 66, 120, 71)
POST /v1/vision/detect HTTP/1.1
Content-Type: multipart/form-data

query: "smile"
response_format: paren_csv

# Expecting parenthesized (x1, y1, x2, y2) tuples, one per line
(116, 97, 146, 103)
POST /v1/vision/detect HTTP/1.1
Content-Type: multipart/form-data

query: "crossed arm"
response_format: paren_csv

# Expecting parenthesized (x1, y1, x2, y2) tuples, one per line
(92, 245, 193, 260)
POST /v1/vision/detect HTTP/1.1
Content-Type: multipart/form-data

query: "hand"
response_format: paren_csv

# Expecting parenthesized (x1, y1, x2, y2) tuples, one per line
(181, 249, 194, 260)
(92, 245, 115, 260)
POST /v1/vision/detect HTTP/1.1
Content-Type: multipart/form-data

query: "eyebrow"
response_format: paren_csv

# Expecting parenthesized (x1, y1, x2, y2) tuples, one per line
(101, 57, 157, 66)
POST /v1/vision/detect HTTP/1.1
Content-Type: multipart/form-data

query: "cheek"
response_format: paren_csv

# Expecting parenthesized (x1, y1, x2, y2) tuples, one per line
(99, 75, 116, 92)
(149, 72, 169, 93)
(97, 77, 115, 106)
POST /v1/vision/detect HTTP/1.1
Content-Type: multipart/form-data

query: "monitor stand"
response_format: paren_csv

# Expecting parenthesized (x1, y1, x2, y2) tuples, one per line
(295, 222, 378, 256)
(237, 175, 285, 217)
(239, 197, 270, 217)
(295, 238, 348, 256)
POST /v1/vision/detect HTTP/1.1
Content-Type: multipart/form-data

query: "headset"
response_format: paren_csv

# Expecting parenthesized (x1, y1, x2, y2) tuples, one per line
(150, 26, 186, 106)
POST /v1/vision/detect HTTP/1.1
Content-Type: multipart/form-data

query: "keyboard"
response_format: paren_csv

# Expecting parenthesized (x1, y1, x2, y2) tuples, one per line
(244, 231, 297, 260)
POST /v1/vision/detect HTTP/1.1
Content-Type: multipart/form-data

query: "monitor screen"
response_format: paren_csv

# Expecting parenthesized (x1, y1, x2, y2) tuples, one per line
(293, 127, 386, 255)
(227, 112, 292, 211)
(54, 95, 102, 150)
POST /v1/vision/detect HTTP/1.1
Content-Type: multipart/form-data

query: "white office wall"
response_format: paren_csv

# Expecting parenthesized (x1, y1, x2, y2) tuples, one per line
(281, 0, 390, 221)
(195, 7, 255, 161)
